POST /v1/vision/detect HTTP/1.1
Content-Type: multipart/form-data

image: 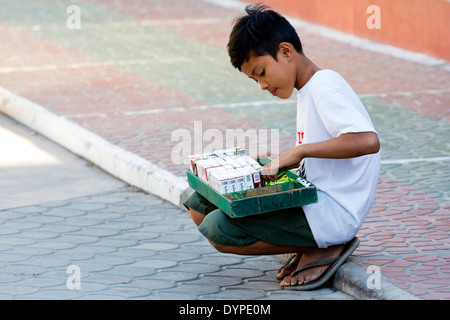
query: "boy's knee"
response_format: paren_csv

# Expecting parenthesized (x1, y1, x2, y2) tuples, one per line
(209, 241, 234, 254)
(189, 208, 205, 226)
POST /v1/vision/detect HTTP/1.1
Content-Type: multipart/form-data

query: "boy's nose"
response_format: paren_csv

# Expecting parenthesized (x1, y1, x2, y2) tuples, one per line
(260, 81, 269, 91)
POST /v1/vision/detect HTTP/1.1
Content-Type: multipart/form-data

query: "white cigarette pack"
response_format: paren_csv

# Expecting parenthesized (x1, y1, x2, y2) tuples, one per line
(187, 148, 264, 194)
(196, 158, 220, 182)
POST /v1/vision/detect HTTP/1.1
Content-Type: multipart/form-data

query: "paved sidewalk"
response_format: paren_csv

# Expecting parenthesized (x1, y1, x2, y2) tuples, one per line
(0, 113, 354, 300)
(0, 0, 448, 299)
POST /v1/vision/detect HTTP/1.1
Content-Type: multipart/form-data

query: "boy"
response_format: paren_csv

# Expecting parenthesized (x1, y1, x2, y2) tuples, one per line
(184, 4, 380, 289)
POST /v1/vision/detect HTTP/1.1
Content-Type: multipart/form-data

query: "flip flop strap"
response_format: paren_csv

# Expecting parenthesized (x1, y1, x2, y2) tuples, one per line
(284, 254, 299, 269)
(290, 257, 339, 278)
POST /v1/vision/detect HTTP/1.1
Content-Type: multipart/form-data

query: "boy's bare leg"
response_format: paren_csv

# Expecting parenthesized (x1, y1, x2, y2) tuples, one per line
(279, 244, 344, 287)
(189, 208, 344, 286)
(189, 208, 206, 227)
(276, 253, 301, 280)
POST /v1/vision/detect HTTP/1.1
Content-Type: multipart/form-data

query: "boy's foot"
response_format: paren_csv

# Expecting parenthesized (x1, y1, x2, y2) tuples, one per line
(276, 253, 301, 281)
(279, 244, 344, 287)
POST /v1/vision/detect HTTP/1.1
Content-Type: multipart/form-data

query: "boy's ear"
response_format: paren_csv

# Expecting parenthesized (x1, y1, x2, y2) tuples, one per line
(278, 42, 294, 60)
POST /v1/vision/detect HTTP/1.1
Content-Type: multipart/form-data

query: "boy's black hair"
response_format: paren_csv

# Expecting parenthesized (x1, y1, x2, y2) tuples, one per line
(227, 4, 303, 70)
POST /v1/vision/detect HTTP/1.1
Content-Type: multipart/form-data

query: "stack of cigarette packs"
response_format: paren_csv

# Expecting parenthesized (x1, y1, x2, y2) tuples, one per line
(188, 147, 264, 195)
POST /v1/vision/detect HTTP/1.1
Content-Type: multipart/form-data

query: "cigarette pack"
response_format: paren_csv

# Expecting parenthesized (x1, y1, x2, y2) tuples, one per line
(187, 148, 266, 194)
(209, 167, 240, 194)
(196, 158, 220, 182)
(242, 165, 263, 188)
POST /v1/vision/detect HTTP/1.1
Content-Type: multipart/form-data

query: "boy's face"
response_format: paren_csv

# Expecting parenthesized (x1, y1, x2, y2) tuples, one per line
(240, 44, 297, 99)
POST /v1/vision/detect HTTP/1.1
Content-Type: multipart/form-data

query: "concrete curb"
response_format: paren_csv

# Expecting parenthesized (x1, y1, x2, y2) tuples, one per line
(333, 261, 420, 300)
(0, 87, 192, 208)
(0, 87, 420, 300)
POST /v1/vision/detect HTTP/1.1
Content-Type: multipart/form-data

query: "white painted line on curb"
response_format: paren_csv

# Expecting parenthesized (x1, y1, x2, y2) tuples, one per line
(381, 157, 450, 165)
(0, 58, 193, 74)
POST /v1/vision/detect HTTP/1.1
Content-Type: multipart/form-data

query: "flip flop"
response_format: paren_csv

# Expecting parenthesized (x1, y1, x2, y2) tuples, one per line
(276, 254, 301, 281)
(281, 237, 360, 291)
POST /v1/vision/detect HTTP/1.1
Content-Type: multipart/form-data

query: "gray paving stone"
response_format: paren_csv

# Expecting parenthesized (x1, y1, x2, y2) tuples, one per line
(149, 291, 198, 300)
(78, 294, 124, 300)
(111, 247, 159, 259)
(62, 217, 106, 227)
(74, 262, 115, 273)
(152, 270, 200, 282)
(22, 288, 84, 300)
(169, 262, 222, 274)
(0, 285, 40, 296)
(2, 221, 42, 230)
(7, 206, 48, 214)
(211, 267, 265, 279)
(233, 279, 282, 291)
(25, 256, 72, 268)
(79, 212, 125, 220)
(92, 254, 137, 266)
(100, 285, 152, 298)
(203, 288, 267, 300)
(94, 238, 138, 248)
(0, 253, 30, 263)
(126, 278, 178, 291)
(45, 208, 88, 218)
(16, 231, 61, 240)
(69, 226, 121, 237)
(129, 259, 178, 269)
(0, 244, 13, 253)
(36, 223, 82, 234)
(76, 281, 110, 293)
(0, 226, 21, 236)
(146, 251, 201, 262)
(31, 240, 78, 251)
(155, 234, 204, 244)
(188, 275, 244, 288)
(108, 266, 156, 278)
(84, 273, 134, 286)
(0, 264, 47, 275)
(0, 273, 23, 284)
(66, 202, 108, 212)
(6, 245, 53, 257)
(132, 242, 179, 251)
(13, 276, 66, 288)
(164, 283, 221, 296)
(115, 231, 161, 241)
(19, 215, 63, 224)
(190, 255, 245, 267)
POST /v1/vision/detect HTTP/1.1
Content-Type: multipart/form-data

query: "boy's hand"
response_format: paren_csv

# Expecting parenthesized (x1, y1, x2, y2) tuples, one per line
(254, 152, 279, 159)
(261, 160, 280, 182)
(254, 152, 280, 182)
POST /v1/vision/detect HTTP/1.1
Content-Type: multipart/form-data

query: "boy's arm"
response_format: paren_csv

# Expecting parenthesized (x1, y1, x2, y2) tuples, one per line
(262, 132, 380, 181)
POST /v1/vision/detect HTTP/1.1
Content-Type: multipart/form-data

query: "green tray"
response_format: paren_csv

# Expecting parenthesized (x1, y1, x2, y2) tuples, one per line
(186, 160, 317, 218)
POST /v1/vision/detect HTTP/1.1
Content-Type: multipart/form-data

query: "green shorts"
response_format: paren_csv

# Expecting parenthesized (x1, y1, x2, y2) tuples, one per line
(183, 191, 318, 248)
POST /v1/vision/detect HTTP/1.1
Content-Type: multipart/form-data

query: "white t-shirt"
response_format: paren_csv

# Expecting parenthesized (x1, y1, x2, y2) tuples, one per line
(297, 69, 380, 248)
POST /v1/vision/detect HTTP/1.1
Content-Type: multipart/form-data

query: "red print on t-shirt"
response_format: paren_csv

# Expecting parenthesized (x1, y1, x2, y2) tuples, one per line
(297, 131, 305, 145)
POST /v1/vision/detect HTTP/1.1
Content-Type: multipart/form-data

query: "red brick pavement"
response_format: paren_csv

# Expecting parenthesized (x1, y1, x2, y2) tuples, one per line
(355, 176, 449, 299)
(0, 0, 448, 299)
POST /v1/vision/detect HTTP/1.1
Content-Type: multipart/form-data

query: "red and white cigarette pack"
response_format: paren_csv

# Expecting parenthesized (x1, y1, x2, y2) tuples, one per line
(188, 148, 263, 194)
